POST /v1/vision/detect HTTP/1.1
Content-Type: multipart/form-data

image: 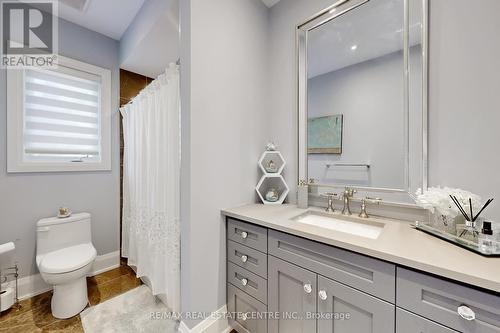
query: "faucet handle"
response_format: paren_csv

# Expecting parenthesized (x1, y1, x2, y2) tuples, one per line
(359, 197, 382, 218)
(321, 192, 338, 213)
(365, 197, 382, 204)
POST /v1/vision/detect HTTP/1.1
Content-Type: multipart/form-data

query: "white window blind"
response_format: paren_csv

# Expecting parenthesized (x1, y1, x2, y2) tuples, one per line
(23, 68, 102, 162)
(8, 56, 111, 172)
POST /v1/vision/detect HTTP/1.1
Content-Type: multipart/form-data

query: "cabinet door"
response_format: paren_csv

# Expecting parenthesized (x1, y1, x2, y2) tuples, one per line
(268, 256, 317, 333)
(317, 275, 395, 333)
(269, 229, 396, 302)
(228, 284, 267, 333)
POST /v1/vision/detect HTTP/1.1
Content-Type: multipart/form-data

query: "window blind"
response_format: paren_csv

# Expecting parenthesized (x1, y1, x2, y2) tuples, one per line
(23, 68, 102, 162)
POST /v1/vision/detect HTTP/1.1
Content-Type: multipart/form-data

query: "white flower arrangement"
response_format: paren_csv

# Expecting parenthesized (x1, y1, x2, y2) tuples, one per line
(415, 187, 482, 217)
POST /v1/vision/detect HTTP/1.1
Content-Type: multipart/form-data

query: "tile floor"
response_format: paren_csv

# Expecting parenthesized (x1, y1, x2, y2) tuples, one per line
(0, 260, 141, 332)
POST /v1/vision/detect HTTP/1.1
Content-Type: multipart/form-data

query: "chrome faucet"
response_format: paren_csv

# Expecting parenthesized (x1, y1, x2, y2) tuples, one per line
(341, 187, 357, 215)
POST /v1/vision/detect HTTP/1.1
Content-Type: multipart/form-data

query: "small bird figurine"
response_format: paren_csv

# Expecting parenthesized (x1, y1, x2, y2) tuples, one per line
(266, 142, 277, 151)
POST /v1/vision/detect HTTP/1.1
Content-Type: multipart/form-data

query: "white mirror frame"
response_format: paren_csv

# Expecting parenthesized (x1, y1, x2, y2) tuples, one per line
(297, 0, 428, 203)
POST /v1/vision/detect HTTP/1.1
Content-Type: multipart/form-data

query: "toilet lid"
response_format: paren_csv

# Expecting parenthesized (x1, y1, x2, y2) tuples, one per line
(39, 243, 97, 274)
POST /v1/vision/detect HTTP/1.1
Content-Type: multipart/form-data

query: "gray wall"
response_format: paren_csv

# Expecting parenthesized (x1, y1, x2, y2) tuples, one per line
(428, 0, 500, 221)
(0, 18, 120, 278)
(179, 0, 269, 328)
(269, 0, 499, 220)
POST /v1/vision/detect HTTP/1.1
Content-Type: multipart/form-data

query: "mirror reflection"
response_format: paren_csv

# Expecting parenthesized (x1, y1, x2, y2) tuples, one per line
(306, 0, 424, 192)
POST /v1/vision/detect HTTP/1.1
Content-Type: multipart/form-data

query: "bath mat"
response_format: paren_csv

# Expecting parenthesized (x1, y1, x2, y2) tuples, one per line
(80, 285, 178, 333)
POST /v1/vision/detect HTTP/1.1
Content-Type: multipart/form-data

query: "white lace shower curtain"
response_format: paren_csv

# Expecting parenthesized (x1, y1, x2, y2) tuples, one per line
(120, 63, 180, 313)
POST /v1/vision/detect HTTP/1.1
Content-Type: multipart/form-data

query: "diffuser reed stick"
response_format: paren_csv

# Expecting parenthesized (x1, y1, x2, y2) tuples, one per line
(472, 198, 494, 222)
(449, 195, 469, 221)
(469, 198, 473, 223)
(449, 195, 494, 222)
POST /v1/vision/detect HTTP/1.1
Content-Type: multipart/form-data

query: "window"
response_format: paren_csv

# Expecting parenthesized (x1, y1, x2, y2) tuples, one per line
(7, 56, 112, 172)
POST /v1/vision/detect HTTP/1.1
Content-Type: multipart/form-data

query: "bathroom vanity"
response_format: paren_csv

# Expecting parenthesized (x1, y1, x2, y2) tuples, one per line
(224, 0, 500, 331)
(223, 204, 500, 333)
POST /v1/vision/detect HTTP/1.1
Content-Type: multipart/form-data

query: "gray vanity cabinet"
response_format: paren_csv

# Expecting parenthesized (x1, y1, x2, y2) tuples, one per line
(227, 218, 269, 333)
(268, 256, 317, 333)
(317, 275, 395, 333)
(226, 217, 500, 333)
(267, 255, 394, 333)
(268, 229, 396, 303)
(397, 268, 500, 333)
(396, 308, 458, 333)
(228, 284, 268, 333)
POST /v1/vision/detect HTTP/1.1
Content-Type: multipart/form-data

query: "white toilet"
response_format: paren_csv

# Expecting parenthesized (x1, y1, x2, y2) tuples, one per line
(36, 213, 97, 319)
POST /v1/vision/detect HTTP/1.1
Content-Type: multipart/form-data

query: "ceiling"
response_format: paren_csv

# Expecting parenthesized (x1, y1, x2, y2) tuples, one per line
(57, 0, 146, 40)
(261, 0, 281, 7)
(55, 0, 420, 79)
(308, 0, 422, 78)
(120, 0, 180, 78)
(56, 0, 280, 40)
(53, 0, 179, 78)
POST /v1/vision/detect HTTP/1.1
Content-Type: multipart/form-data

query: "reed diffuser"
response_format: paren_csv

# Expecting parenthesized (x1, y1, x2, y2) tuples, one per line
(450, 194, 494, 239)
(415, 187, 481, 234)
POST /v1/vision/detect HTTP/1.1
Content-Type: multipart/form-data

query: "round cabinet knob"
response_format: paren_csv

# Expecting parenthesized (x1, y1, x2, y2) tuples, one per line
(458, 305, 476, 321)
(318, 290, 328, 301)
(241, 313, 248, 321)
(241, 231, 248, 239)
(241, 255, 248, 263)
(241, 278, 248, 286)
(303, 283, 312, 294)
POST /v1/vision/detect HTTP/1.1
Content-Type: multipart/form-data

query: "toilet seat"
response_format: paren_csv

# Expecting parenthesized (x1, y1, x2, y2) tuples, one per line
(39, 243, 96, 274)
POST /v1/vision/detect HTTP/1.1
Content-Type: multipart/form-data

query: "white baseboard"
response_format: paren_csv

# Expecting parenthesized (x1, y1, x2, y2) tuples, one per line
(5, 250, 121, 301)
(13, 273, 53, 301)
(221, 327, 233, 333)
(178, 305, 231, 333)
(91, 250, 120, 275)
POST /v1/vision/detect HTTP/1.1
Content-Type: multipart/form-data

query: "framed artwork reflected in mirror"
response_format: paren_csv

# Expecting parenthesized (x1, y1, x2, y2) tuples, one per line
(307, 114, 343, 154)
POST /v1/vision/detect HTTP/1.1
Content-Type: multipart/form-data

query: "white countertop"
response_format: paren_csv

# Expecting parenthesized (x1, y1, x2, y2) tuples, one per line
(222, 204, 500, 293)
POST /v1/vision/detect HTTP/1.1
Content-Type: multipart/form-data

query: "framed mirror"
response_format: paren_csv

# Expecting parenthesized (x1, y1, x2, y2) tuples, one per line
(297, 0, 428, 204)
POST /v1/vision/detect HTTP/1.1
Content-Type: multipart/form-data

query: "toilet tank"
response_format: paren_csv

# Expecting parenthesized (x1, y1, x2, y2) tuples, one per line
(36, 213, 92, 256)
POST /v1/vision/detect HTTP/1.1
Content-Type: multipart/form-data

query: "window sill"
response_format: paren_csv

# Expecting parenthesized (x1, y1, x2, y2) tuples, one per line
(7, 161, 111, 173)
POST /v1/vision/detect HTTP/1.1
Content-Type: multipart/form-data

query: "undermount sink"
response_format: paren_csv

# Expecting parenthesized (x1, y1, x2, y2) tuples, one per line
(292, 211, 385, 239)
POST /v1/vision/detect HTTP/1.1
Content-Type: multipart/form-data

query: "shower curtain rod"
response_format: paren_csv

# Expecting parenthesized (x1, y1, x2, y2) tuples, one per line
(121, 62, 179, 108)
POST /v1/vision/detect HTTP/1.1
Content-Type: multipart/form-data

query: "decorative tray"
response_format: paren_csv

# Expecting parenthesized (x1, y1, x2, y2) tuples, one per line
(415, 222, 500, 257)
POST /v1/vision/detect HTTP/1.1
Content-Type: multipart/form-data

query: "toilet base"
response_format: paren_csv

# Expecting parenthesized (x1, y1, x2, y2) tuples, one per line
(51, 277, 89, 319)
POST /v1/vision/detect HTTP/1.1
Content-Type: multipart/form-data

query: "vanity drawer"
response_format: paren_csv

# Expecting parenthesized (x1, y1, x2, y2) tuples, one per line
(228, 262, 268, 304)
(228, 218, 268, 253)
(397, 308, 458, 333)
(397, 267, 500, 333)
(228, 240, 267, 278)
(268, 229, 395, 303)
(228, 284, 267, 333)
